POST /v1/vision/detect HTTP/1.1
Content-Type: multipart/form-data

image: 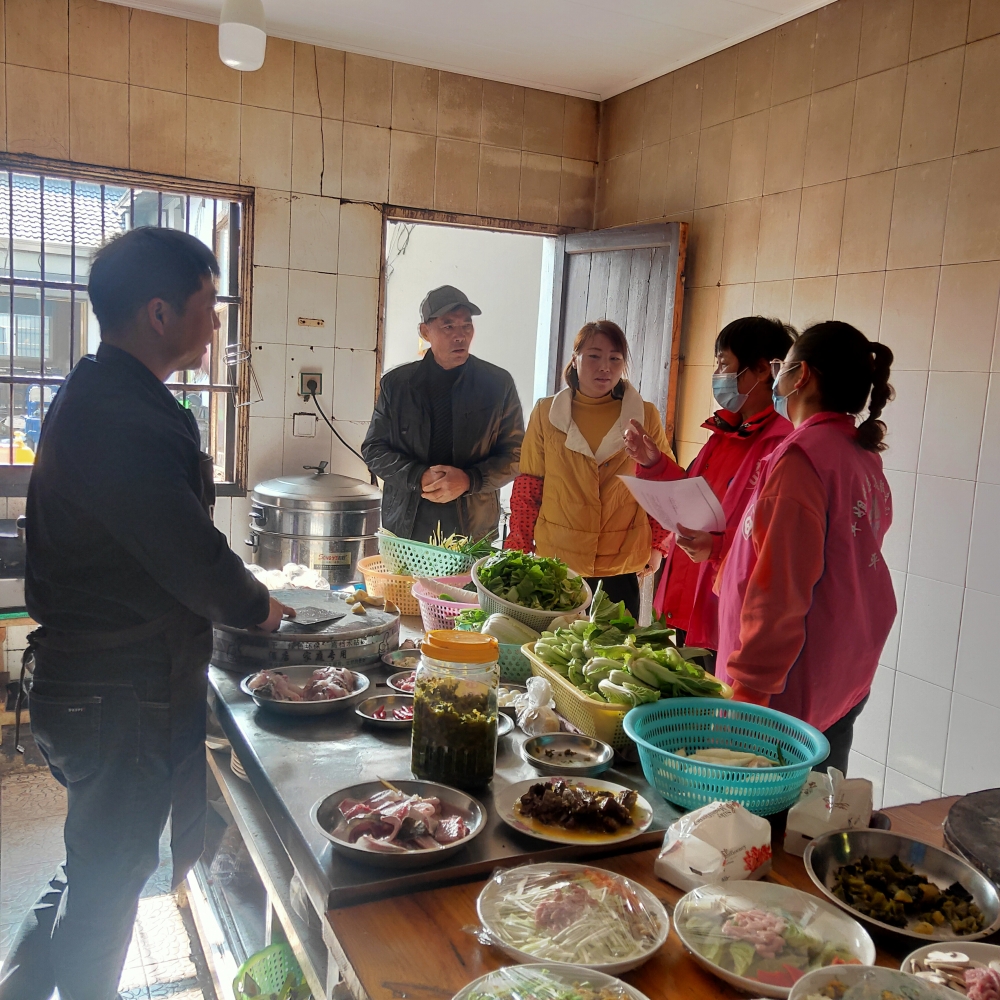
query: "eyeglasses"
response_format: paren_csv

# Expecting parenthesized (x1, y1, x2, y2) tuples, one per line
(770, 359, 802, 380)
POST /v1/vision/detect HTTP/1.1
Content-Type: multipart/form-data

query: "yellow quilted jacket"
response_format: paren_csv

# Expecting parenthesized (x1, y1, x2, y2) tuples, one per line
(520, 384, 673, 577)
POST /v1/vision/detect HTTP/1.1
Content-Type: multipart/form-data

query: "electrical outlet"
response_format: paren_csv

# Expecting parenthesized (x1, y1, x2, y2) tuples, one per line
(299, 372, 323, 397)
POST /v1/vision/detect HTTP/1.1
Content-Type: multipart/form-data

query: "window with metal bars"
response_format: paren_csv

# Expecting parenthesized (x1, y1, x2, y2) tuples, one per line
(0, 159, 251, 495)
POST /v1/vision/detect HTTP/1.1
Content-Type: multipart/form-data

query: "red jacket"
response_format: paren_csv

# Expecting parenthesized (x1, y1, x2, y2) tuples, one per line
(637, 406, 790, 647)
(716, 412, 896, 733)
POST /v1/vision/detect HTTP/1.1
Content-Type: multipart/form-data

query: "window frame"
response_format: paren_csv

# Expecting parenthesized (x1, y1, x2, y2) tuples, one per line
(0, 153, 255, 497)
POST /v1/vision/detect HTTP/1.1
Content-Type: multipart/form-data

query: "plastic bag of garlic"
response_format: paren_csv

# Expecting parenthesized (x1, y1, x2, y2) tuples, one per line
(245, 562, 332, 591)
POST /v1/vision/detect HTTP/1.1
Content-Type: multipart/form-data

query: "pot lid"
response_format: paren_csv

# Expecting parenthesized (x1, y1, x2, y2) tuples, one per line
(252, 467, 381, 506)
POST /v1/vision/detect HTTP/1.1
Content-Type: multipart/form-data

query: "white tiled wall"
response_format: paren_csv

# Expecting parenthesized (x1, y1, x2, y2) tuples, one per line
(219, 200, 382, 550)
(850, 288, 1000, 810)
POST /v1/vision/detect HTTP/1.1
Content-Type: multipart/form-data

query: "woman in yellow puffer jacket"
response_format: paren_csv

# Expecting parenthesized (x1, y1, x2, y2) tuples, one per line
(505, 320, 672, 617)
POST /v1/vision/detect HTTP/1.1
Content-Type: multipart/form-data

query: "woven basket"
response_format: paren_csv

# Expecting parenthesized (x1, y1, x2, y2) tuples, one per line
(498, 642, 532, 683)
(624, 698, 829, 816)
(233, 942, 304, 1000)
(411, 575, 475, 632)
(471, 557, 592, 633)
(378, 533, 475, 577)
(357, 555, 419, 616)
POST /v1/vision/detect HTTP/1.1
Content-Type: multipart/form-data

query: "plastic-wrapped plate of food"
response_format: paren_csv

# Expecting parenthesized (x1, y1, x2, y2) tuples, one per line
(240, 666, 370, 716)
(673, 880, 876, 998)
(789, 965, 958, 1000)
(477, 863, 669, 974)
(452, 963, 650, 1000)
(494, 777, 653, 846)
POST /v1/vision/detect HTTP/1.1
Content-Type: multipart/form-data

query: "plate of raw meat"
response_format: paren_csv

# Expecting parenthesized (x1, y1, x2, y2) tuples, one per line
(240, 665, 370, 715)
(311, 778, 486, 868)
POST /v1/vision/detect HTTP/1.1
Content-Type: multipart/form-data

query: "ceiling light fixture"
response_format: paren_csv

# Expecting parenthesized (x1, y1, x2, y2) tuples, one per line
(218, 0, 267, 72)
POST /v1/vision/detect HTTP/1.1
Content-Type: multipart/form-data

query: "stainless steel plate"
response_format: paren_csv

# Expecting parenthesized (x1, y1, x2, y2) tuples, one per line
(804, 828, 1000, 942)
(496, 713, 514, 738)
(386, 669, 416, 694)
(522, 734, 614, 777)
(311, 779, 486, 869)
(355, 694, 413, 729)
(240, 667, 370, 716)
(381, 648, 422, 671)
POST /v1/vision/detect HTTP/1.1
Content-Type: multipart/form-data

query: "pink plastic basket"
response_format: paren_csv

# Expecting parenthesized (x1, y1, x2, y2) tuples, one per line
(411, 574, 475, 632)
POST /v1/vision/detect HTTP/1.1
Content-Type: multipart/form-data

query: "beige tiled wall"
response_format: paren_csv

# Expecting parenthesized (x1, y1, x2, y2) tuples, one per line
(0, 0, 599, 558)
(596, 0, 1000, 806)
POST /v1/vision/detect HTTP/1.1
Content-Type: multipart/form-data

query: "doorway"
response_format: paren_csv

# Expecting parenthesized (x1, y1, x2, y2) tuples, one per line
(382, 221, 555, 416)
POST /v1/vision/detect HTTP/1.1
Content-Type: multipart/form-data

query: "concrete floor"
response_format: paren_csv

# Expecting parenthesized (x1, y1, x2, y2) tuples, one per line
(0, 761, 215, 1000)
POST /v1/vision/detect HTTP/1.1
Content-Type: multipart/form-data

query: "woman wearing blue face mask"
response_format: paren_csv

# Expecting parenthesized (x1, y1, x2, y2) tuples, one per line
(624, 316, 794, 656)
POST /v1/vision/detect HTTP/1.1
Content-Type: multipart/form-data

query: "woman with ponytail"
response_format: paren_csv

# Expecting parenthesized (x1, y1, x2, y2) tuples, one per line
(505, 321, 672, 617)
(715, 321, 896, 773)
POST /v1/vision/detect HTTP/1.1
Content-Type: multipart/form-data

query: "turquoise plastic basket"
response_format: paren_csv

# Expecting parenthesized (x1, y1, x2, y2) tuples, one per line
(623, 698, 830, 817)
(233, 942, 305, 999)
(497, 642, 531, 683)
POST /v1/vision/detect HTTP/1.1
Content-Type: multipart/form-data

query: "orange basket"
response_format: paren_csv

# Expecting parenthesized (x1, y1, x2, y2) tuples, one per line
(357, 555, 420, 616)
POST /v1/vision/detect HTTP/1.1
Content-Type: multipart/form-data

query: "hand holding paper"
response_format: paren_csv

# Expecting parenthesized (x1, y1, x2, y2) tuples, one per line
(619, 475, 726, 535)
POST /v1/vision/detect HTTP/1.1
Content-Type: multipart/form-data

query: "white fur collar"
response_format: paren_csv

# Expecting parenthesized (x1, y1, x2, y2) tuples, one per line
(548, 383, 645, 464)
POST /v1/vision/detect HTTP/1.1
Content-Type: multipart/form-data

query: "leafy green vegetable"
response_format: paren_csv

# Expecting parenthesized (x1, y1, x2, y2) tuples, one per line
(454, 607, 489, 630)
(729, 941, 757, 977)
(477, 550, 586, 611)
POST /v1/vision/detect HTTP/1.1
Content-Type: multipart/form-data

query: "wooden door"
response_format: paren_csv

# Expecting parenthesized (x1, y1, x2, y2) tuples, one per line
(540, 222, 687, 444)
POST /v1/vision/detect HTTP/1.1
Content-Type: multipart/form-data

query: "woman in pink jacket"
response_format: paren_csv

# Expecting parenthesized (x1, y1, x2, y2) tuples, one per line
(716, 321, 896, 774)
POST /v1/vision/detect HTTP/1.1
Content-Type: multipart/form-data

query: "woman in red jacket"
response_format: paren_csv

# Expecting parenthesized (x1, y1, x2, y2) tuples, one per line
(623, 316, 793, 656)
(716, 321, 896, 774)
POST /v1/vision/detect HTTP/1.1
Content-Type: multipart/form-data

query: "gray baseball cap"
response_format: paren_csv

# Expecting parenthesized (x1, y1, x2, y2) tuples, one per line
(419, 285, 482, 323)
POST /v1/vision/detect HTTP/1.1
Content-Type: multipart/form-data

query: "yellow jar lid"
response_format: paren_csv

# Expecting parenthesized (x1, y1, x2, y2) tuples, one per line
(422, 629, 499, 663)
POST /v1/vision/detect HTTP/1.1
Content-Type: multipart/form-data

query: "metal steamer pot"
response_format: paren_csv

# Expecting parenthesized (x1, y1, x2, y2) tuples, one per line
(246, 463, 381, 586)
(213, 589, 399, 673)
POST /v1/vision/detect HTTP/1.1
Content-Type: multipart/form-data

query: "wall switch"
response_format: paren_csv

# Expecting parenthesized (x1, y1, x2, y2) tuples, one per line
(292, 412, 318, 437)
(299, 372, 323, 397)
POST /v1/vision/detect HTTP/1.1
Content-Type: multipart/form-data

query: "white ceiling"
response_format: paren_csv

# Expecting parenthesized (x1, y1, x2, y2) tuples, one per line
(113, 0, 836, 101)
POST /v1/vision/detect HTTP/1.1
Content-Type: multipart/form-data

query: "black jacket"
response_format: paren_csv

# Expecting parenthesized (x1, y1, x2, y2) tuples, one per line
(362, 353, 524, 540)
(26, 343, 270, 633)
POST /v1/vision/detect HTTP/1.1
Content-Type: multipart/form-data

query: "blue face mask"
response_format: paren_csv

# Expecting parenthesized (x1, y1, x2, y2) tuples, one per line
(772, 387, 791, 421)
(772, 361, 801, 421)
(712, 370, 748, 412)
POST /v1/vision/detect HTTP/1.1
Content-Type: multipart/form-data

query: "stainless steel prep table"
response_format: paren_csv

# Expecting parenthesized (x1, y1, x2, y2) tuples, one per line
(204, 631, 684, 996)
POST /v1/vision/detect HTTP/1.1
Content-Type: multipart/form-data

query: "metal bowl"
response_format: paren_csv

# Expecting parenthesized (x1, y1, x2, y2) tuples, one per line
(355, 694, 413, 729)
(310, 779, 486, 869)
(239, 667, 370, 716)
(521, 734, 614, 777)
(496, 713, 514, 738)
(381, 648, 422, 671)
(498, 683, 527, 719)
(803, 828, 1000, 942)
(386, 669, 417, 694)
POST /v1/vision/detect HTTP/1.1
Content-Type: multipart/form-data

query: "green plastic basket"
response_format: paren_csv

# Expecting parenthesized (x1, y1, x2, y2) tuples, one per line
(498, 642, 532, 682)
(233, 942, 307, 999)
(378, 533, 475, 577)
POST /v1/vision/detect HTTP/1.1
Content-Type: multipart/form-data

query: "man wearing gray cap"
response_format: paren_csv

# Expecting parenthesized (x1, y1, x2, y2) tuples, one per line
(362, 285, 524, 543)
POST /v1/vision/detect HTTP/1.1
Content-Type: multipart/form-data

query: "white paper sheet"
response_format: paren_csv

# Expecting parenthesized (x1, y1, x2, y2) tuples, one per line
(619, 475, 726, 534)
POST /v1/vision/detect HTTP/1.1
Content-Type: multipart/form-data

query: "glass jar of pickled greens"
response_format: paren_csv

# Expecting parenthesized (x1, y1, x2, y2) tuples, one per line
(411, 630, 499, 788)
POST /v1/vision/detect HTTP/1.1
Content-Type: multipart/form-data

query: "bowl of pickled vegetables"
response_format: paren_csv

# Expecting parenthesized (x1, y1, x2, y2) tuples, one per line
(804, 829, 1000, 942)
(673, 880, 874, 998)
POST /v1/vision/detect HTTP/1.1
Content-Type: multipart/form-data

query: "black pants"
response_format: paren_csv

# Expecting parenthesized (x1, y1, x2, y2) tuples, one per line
(585, 572, 640, 619)
(816, 694, 870, 776)
(0, 630, 209, 1000)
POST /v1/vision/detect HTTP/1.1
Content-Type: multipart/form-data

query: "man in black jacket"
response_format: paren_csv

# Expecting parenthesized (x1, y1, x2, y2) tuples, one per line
(0, 227, 290, 1000)
(363, 285, 524, 543)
